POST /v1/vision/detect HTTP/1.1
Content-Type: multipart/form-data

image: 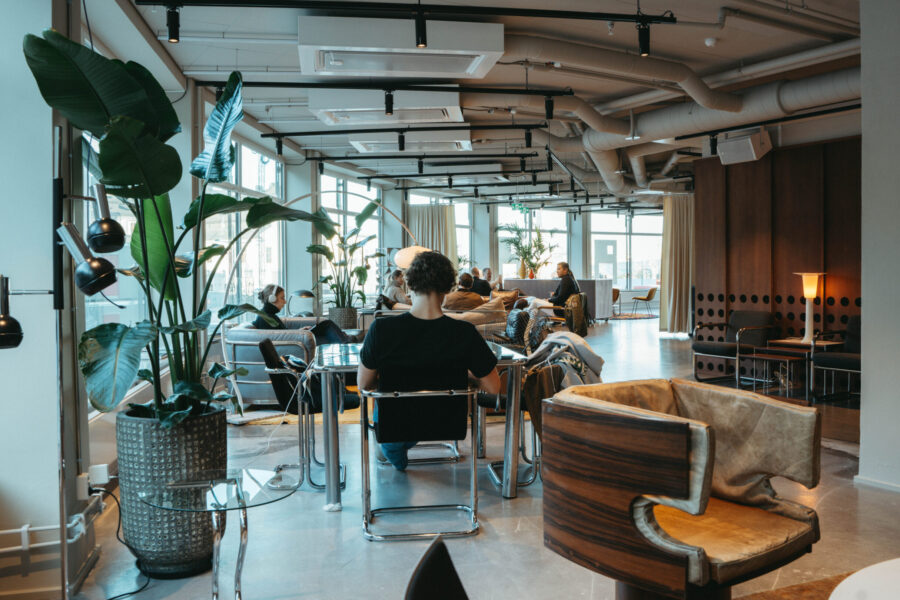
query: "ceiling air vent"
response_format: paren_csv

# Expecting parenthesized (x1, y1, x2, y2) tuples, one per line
(298, 17, 503, 79)
(349, 129, 473, 153)
(308, 89, 463, 126)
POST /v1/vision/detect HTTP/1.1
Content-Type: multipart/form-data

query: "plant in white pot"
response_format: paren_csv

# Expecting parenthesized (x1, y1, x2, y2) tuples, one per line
(307, 201, 383, 329)
(23, 30, 320, 576)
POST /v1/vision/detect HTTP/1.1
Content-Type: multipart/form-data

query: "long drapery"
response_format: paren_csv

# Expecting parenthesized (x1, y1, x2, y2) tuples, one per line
(407, 204, 458, 267)
(660, 195, 694, 333)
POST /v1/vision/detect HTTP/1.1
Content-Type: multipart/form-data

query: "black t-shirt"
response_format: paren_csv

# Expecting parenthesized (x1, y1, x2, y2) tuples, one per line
(549, 273, 580, 307)
(470, 277, 492, 297)
(360, 313, 498, 391)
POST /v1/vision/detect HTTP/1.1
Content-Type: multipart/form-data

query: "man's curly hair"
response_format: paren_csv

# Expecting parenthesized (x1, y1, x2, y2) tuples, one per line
(405, 251, 457, 295)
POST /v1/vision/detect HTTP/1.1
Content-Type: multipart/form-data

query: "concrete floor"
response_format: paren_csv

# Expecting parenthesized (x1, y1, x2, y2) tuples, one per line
(77, 319, 900, 599)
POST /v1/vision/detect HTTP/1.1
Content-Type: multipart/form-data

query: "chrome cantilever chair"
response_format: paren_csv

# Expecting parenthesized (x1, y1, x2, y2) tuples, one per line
(359, 387, 479, 542)
(258, 339, 359, 490)
(692, 310, 776, 388)
(812, 314, 861, 401)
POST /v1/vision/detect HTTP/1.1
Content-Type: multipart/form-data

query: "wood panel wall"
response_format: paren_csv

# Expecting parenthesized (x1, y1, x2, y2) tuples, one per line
(692, 137, 861, 378)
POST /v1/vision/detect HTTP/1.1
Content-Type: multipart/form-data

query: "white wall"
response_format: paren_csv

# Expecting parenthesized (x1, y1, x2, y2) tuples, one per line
(858, 1, 900, 491)
(0, 2, 67, 596)
(472, 203, 493, 270)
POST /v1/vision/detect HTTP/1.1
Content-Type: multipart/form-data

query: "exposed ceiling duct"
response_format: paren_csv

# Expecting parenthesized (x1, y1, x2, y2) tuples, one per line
(462, 93, 629, 135)
(626, 142, 685, 188)
(503, 34, 744, 113)
(297, 16, 503, 78)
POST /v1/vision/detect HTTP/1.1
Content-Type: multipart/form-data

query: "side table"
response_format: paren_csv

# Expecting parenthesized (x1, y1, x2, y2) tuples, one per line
(139, 468, 298, 600)
(750, 352, 808, 401)
(768, 338, 843, 398)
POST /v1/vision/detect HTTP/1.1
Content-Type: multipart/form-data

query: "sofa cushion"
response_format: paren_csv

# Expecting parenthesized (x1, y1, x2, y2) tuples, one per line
(491, 289, 519, 310)
(691, 341, 756, 357)
(654, 498, 817, 584)
(558, 379, 681, 416)
(812, 351, 860, 371)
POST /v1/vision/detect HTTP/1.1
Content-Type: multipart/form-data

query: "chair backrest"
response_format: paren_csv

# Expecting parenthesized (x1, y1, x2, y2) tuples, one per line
(258, 339, 301, 414)
(371, 388, 472, 444)
(644, 287, 657, 301)
(612, 288, 620, 302)
(404, 536, 469, 600)
(844, 315, 861, 353)
(725, 310, 774, 345)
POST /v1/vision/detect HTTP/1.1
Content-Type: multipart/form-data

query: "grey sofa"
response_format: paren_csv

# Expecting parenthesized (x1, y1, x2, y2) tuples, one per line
(222, 317, 317, 409)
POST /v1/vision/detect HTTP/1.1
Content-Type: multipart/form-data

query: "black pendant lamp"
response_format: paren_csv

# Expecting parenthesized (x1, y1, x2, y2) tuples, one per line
(0, 275, 23, 349)
(86, 184, 125, 253)
(57, 223, 117, 296)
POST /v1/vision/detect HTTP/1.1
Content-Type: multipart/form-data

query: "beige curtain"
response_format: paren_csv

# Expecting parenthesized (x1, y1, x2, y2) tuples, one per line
(660, 195, 694, 333)
(408, 204, 458, 267)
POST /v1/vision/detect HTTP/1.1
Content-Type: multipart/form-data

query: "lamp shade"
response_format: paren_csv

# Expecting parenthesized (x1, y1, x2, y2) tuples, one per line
(292, 289, 315, 298)
(0, 275, 23, 349)
(794, 272, 825, 299)
(394, 246, 431, 269)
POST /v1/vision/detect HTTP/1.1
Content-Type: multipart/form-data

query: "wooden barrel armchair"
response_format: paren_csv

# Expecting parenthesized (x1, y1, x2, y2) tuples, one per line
(542, 379, 821, 600)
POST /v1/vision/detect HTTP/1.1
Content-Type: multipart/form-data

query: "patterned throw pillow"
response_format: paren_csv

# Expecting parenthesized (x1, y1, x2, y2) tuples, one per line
(524, 309, 551, 353)
(505, 309, 530, 344)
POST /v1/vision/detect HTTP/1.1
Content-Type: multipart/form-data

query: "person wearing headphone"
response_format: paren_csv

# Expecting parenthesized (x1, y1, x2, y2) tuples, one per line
(253, 284, 286, 329)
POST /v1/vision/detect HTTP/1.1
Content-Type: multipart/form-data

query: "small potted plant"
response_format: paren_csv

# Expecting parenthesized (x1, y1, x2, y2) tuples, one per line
(23, 30, 321, 576)
(307, 203, 382, 329)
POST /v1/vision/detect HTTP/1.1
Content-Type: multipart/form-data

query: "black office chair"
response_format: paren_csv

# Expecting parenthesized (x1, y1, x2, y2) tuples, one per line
(359, 386, 479, 541)
(404, 536, 469, 600)
(692, 310, 776, 388)
(259, 339, 359, 490)
(812, 315, 861, 401)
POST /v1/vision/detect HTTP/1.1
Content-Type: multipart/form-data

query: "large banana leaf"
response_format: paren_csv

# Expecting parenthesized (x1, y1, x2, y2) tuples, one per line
(159, 310, 211, 334)
(355, 199, 381, 228)
(130, 194, 177, 300)
(121, 60, 181, 142)
(311, 207, 338, 239)
(22, 30, 157, 138)
(245, 202, 320, 229)
(175, 245, 226, 277)
(307, 244, 334, 261)
(217, 304, 277, 326)
(182, 194, 270, 229)
(78, 321, 158, 412)
(99, 116, 182, 199)
(190, 71, 243, 182)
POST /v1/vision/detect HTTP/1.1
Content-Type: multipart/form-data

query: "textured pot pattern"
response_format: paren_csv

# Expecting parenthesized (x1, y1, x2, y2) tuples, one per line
(328, 306, 358, 330)
(116, 406, 226, 577)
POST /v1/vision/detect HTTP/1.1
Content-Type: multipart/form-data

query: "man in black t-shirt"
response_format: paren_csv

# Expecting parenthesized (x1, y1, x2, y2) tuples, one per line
(359, 252, 500, 470)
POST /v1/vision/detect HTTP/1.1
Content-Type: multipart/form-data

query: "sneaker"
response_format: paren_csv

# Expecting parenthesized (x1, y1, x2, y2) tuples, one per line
(373, 443, 389, 464)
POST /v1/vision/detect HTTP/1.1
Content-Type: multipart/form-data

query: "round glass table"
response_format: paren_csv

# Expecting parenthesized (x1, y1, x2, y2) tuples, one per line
(139, 468, 298, 600)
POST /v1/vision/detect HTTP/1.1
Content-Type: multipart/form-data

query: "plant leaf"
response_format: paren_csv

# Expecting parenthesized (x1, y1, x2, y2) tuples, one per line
(136, 369, 154, 385)
(311, 208, 338, 239)
(307, 244, 334, 261)
(212, 391, 236, 402)
(182, 194, 270, 229)
(208, 362, 247, 380)
(130, 193, 177, 300)
(352, 265, 369, 286)
(217, 303, 277, 325)
(160, 310, 211, 334)
(118, 265, 145, 283)
(23, 30, 157, 138)
(245, 202, 319, 229)
(78, 321, 157, 412)
(173, 380, 213, 403)
(99, 116, 182, 199)
(175, 245, 226, 277)
(158, 406, 193, 429)
(190, 71, 243, 182)
(121, 60, 181, 142)
(355, 199, 381, 228)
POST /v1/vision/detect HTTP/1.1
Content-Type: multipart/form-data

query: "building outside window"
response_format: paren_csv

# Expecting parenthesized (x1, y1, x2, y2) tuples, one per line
(590, 210, 662, 290)
(496, 206, 568, 280)
(319, 174, 382, 301)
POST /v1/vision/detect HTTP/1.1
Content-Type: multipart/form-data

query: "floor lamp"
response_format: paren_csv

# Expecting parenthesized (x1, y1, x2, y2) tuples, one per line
(795, 272, 825, 345)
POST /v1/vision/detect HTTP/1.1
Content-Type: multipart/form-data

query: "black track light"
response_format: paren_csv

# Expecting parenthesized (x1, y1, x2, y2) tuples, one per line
(398, 132, 405, 151)
(166, 6, 180, 44)
(318, 161, 324, 175)
(57, 223, 117, 296)
(525, 129, 532, 148)
(709, 134, 718, 156)
(447, 175, 453, 188)
(87, 183, 125, 254)
(637, 21, 650, 57)
(532, 172, 537, 186)
(509, 195, 513, 202)
(474, 187, 480, 198)
(385, 90, 394, 116)
(417, 158, 424, 174)
(215, 87, 224, 102)
(570, 177, 575, 194)
(520, 157, 526, 172)
(547, 152, 553, 172)
(415, 10, 427, 48)
(367, 179, 371, 192)
(275, 137, 283, 156)
(0, 275, 23, 349)
(544, 96, 554, 120)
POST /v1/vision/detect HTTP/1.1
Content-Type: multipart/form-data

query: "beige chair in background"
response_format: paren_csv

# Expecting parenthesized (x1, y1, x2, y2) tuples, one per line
(632, 286, 658, 315)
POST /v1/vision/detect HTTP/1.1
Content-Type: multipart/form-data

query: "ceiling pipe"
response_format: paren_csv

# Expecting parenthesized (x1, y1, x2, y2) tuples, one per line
(503, 34, 743, 113)
(730, 0, 859, 36)
(461, 93, 629, 135)
(593, 38, 859, 115)
(659, 151, 681, 177)
(626, 142, 684, 188)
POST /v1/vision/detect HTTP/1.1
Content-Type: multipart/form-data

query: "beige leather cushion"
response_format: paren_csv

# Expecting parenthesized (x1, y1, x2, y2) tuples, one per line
(654, 498, 816, 584)
(446, 297, 507, 326)
(559, 379, 681, 416)
(473, 296, 506, 313)
(491, 289, 519, 310)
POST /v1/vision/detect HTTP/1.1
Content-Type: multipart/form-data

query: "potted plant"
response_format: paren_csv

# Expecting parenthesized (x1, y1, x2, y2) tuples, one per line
(307, 203, 382, 329)
(499, 223, 557, 279)
(23, 30, 320, 576)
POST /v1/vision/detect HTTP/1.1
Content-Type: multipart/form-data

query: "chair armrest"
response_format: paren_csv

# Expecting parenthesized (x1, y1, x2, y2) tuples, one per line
(693, 321, 727, 337)
(814, 329, 846, 340)
(735, 324, 777, 350)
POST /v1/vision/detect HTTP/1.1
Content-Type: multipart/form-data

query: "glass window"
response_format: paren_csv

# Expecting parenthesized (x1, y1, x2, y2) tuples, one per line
(591, 212, 627, 233)
(633, 214, 663, 234)
(241, 145, 280, 196)
(590, 210, 662, 290)
(496, 206, 568, 279)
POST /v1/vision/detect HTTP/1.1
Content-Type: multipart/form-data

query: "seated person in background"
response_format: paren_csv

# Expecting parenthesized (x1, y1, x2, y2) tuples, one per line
(253, 284, 286, 329)
(483, 267, 502, 291)
(470, 267, 492, 297)
(526, 262, 580, 312)
(358, 251, 501, 470)
(376, 269, 412, 310)
(442, 273, 487, 310)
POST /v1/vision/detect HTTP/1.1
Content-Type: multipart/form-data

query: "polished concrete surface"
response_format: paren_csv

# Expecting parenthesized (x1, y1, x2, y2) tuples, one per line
(77, 319, 900, 599)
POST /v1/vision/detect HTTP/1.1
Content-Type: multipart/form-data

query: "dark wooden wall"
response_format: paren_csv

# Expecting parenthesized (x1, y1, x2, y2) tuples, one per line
(692, 137, 861, 378)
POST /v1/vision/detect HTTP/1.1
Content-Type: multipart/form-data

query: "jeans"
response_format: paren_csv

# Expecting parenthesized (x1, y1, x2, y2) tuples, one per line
(373, 403, 417, 470)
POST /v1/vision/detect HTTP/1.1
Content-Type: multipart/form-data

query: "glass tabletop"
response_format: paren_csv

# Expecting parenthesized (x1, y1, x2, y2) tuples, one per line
(487, 340, 527, 364)
(138, 469, 298, 512)
(312, 343, 363, 371)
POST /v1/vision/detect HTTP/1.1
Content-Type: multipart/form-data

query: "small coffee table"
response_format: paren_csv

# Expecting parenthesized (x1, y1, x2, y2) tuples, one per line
(139, 468, 298, 600)
(750, 352, 808, 401)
